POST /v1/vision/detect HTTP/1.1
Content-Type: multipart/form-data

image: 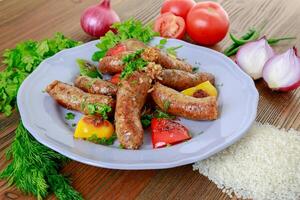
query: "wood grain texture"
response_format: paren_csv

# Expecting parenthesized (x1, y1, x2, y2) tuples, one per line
(0, 0, 299, 199)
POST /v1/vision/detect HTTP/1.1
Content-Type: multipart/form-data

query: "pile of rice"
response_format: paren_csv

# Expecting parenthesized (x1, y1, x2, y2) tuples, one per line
(193, 122, 300, 200)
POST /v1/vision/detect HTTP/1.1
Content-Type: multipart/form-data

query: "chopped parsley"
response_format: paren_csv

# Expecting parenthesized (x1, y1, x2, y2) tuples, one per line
(166, 45, 183, 57)
(192, 67, 199, 72)
(120, 49, 148, 79)
(141, 114, 153, 128)
(86, 103, 111, 119)
(155, 38, 167, 49)
(92, 19, 158, 61)
(154, 109, 176, 119)
(163, 100, 171, 112)
(65, 112, 75, 120)
(76, 59, 102, 78)
(87, 134, 117, 146)
(72, 123, 77, 127)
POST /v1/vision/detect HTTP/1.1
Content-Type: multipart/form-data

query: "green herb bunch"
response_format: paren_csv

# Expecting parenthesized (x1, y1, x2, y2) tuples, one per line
(121, 49, 148, 79)
(0, 33, 82, 116)
(92, 19, 158, 61)
(0, 123, 82, 200)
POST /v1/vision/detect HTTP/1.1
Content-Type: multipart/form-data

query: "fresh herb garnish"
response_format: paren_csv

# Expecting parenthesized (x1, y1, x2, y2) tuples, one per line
(141, 114, 153, 128)
(120, 49, 148, 79)
(86, 103, 111, 119)
(92, 19, 158, 61)
(163, 100, 171, 111)
(76, 59, 102, 78)
(192, 67, 199, 72)
(65, 112, 75, 120)
(166, 45, 183, 57)
(156, 38, 167, 49)
(0, 33, 81, 116)
(0, 123, 82, 200)
(154, 109, 176, 119)
(87, 134, 117, 145)
(72, 123, 77, 127)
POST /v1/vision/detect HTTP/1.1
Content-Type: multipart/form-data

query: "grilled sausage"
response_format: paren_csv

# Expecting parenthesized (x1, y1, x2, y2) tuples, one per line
(121, 39, 147, 51)
(141, 47, 193, 72)
(98, 51, 131, 74)
(151, 82, 218, 120)
(115, 72, 152, 149)
(74, 76, 117, 96)
(158, 69, 215, 91)
(46, 80, 115, 115)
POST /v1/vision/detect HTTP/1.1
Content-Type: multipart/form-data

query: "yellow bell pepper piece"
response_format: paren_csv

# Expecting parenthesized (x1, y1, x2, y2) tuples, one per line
(74, 115, 114, 139)
(181, 81, 218, 97)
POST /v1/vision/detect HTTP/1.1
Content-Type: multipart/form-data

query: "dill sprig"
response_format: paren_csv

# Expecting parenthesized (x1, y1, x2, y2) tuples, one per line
(0, 123, 83, 200)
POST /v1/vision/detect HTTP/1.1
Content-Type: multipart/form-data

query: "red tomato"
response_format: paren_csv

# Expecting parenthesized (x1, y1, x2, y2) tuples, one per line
(106, 44, 126, 56)
(110, 73, 121, 84)
(154, 13, 186, 39)
(161, 0, 196, 19)
(151, 118, 191, 148)
(186, 2, 229, 46)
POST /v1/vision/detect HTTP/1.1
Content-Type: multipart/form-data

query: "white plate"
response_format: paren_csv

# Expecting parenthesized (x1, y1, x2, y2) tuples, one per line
(17, 37, 258, 169)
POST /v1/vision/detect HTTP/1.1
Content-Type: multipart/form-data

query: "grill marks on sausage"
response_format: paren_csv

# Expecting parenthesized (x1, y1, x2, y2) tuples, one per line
(74, 76, 117, 96)
(115, 72, 152, 149)
(151, 82, 218, 120)
(46, 80, 115, 115)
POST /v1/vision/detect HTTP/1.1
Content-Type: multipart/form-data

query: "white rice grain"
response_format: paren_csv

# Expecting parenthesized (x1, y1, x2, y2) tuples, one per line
(193, 122, 300, 200)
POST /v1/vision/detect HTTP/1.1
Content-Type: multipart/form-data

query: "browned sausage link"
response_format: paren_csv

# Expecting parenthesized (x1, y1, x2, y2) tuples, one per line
(141, 47, 193, 72)
(151, 82, 218, 120)
(98, 52, 131, 74)
(46, 80, 115, 115)
(115, 72, 152, 149)
(158, 69, 215, 91)
(74, 76, 117, 96)
(121, 39, 147, 51)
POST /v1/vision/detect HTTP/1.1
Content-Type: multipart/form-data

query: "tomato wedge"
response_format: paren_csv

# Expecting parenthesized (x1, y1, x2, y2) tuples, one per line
(151, 118, 191, 148)
(106, 44, 126, 56)
(110, 73, 121, 84)
(154, 13, 186, 39)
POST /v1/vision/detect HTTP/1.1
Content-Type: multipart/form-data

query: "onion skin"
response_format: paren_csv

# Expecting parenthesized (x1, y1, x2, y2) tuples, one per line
(236, 37, 275, 80)
(80, 0, 120, 38)
(263, 47, 300, 92)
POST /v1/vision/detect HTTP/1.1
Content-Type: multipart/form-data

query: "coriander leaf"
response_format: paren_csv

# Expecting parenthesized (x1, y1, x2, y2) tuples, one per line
(92, 19, 158, 60)
(86, 103, 111, 119)
(65, 112, 75, 120)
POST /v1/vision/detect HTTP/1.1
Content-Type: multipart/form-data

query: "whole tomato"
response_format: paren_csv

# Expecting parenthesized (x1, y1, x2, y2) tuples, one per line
(186, 2, 229, 46)
(161, 0, 196, 19)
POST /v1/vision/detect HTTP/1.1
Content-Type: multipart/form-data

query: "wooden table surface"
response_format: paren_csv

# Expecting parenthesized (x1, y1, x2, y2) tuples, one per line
(0, 0, 299, 199)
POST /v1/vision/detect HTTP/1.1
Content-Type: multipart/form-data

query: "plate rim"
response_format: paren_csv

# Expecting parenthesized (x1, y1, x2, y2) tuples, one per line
(17, 37, 259, 170)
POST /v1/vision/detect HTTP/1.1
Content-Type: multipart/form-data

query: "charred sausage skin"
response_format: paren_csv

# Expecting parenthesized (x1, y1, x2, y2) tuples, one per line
(158, 69, 215, 91)
(151, 82, 218, 120)
(141, 47, 193, 72)
(46, 80, 115, 115)
(115, 72, 152, 149)
(74, 76, 117, 96)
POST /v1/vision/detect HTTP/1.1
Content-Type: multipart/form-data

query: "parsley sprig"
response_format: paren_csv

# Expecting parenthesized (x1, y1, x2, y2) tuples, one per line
(86, 103, 112, 119)
(0, 33, 81, 116)
(120, 49, 148, 79)
(87, 134, 117, 145)
(92, 19, 158, 61)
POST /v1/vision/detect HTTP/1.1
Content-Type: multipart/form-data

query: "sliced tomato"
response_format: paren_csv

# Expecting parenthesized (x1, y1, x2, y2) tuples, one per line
(110, 73, 121, 84)
(154, 13, 186, 39)
(151, 118, 191, 148)
(106, 44, 126, 56)
(161, 0, 196, 19)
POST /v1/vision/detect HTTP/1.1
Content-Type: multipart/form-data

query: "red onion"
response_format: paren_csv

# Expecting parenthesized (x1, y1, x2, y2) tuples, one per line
(263, 47, 300, 91)
(236, 37, 275, 80)
(80, 0, 120, 38)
